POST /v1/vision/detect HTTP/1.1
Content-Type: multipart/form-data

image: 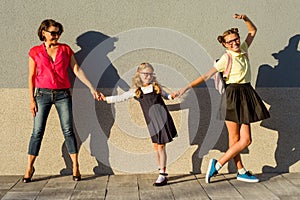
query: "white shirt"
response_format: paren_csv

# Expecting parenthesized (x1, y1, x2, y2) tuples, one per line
(106, 84, 172, 103)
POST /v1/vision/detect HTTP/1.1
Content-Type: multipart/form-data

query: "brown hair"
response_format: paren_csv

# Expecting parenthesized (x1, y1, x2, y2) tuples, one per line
(217, 28, 240, 47)
(37, 19, 63, 41)
(133, 62, 161, 98)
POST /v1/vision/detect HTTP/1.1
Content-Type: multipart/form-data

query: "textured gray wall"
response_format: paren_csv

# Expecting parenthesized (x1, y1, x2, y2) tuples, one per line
(1, 0, 300, 175)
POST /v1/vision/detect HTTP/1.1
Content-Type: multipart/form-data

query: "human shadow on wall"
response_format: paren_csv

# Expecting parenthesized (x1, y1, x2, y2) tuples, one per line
(60, 31, 129, 175)
(168, 83, 246, 174)
(94, 37, 130, 174)
(256, 34, 300, 173)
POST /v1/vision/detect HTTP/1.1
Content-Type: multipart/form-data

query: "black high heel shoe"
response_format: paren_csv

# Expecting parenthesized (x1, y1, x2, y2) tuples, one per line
(72, 174, 81, 181)
(22, 167, 35, 183)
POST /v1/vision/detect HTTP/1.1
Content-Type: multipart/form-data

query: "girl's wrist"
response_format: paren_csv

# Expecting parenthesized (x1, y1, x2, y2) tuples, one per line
(90, 87, 97, 93)
(243, 15, 249, 21)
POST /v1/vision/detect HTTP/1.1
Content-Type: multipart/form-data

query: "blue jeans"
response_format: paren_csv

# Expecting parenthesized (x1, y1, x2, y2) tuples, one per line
(28, 88, 78, 156)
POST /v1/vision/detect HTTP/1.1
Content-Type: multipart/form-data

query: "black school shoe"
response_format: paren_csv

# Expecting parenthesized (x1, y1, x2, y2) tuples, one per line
(153, 173, 168, 186)
(153, 177, 168, 186)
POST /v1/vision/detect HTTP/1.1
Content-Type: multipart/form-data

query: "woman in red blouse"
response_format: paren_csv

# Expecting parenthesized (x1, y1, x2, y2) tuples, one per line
(23, 19, 100, 182)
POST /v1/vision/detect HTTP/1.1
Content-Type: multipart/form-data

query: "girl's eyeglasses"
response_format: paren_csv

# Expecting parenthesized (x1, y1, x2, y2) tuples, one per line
(45, 30, 61, 37)
(140, 72, 155, 76)
(225, 37, 240, 45)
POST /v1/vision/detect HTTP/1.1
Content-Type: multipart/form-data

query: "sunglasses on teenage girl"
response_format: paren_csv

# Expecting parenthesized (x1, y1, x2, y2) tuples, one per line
(45, 30, 61, 36)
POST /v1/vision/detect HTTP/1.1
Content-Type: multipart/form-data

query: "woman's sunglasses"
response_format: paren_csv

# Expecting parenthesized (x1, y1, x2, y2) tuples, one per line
(45, 30, 61, 36)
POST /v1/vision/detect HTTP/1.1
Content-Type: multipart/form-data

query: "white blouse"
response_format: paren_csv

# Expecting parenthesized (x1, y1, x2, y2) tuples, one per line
(106, 84, 172, 103)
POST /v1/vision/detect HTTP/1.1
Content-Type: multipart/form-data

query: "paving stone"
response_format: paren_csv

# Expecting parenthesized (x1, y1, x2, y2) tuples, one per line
(0, 190, 8, 199)
(282, 172, 300, 179)
(0, 176, 21, 190)
(0, 176, 22, 183)
(168, 174, 197, 184)
(137, 174, 158, 189)
(71, 190, 105, 200)
(262, 174, 300, 197)
(225, 176, 280, 200)
(75, 175, 108, 190)
(47, 175, 74, 182)
(10, 177, 49, 192)
(43, 181, 77, 189)
(107, 174, 137, 187)
(285, 178, 300, 186)
(2, 191, 39, 200)
(0, 182, 18, 190)
(282, 172, 300, 186)
(199, 174, 244, 199)
(255, 172, 281, 181)
(171, 184, 209, 200)
(106, 186, 139, 200)
(139, 186, 174, 200)
(169, 174, 209, 200)
(137, 176, 174, 199)
(37, 188, 73, 200)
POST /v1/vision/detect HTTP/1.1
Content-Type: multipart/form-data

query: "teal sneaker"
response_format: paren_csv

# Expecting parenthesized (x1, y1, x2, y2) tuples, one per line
(205, 159, 218, 183)
(237, 171, 259, 183)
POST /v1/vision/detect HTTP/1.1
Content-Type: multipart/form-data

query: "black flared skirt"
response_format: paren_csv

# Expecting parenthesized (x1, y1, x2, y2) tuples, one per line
(219, 83, 270, 124)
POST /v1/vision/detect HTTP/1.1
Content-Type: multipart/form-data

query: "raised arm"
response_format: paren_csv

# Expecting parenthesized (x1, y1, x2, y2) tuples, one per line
(234, 14, 257, 47)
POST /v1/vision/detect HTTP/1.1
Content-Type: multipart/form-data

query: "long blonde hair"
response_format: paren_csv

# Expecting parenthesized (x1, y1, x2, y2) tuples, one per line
(133, 62, 161, 98)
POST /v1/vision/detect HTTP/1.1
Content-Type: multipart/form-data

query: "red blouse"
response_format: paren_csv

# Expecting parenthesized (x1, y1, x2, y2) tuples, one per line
(29, 43, 74, 89)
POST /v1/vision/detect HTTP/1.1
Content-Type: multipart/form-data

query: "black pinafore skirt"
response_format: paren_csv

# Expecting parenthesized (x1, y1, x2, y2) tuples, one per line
(135, 91, 177, 144)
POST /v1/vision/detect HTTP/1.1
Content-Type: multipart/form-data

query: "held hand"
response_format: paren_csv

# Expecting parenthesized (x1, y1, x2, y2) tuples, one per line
(170, 92, 178, 99)
(95, 91, 101, 101)
(99, 92, 106, 101)
(96, 91, 108, 101)
(90, 88, 101, 101)
(30, 100, 37, 117)
(95, 91, 106, 101)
